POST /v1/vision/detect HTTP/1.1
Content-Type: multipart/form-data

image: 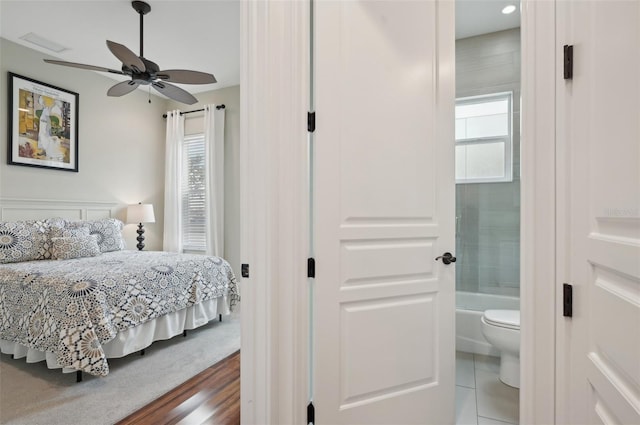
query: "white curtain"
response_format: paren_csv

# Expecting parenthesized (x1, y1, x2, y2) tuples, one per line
(204, 104, 225, 257)
(163, 110, 184, 252)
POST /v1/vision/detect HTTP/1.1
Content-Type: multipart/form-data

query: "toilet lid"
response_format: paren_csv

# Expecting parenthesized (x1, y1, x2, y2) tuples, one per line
(483, 310, 520, 330)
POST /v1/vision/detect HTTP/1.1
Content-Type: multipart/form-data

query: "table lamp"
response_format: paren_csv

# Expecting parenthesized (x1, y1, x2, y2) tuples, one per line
(127, 203, 156, 251)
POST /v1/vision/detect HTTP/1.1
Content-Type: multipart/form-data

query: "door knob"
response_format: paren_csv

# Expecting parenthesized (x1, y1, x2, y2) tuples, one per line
(435, 252, 456, 265)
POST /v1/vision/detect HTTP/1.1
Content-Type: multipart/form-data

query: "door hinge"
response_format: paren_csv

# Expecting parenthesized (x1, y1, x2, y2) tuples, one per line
(308, 111, 316, 133)
(307, 401, 315, 425)
(563, 283, 573, 317)
(241, 263, 249, 278)
(563, 44, 574, 80)
(307, 257, 316, 278)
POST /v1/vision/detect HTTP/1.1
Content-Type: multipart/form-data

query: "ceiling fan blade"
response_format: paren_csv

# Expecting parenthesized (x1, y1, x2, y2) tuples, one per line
(152, 81, 198, 105)
(156, 69, 217, 84)
(107, 80, 140, 97)
(106, 40, 146, 73)
(44, 59, 125, 75)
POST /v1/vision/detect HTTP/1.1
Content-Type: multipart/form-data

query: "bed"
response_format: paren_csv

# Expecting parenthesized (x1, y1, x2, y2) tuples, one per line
(0, 201, 239, 379)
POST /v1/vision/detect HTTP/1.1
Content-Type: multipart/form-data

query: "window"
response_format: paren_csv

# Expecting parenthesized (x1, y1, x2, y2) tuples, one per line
(181, 134, 206, 251)
(455, 92, 513, 183)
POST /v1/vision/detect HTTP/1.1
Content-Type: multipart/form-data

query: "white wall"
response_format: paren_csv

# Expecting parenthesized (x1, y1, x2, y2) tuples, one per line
(0, 39, 241, 269)
(0, 38, 167, 250)
(166, 85, 241, 274)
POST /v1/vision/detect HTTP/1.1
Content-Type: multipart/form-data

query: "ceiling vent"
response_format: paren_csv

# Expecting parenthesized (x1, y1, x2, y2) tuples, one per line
(19, 32, 69, 53)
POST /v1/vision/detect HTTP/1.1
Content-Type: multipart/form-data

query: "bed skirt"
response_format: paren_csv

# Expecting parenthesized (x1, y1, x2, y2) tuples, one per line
(0, 296, 230, 373)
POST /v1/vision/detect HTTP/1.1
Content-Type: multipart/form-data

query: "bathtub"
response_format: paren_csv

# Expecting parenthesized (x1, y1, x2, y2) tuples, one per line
(456, 291, 520, 356)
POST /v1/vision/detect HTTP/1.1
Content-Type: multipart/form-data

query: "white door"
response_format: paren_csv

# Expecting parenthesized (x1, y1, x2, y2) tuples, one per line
(313, 1, 455, 423)
(557, 1, 640, 423)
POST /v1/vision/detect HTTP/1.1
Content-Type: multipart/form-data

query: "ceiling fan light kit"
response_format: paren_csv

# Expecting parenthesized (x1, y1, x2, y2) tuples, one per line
(43, 1, 216, 105)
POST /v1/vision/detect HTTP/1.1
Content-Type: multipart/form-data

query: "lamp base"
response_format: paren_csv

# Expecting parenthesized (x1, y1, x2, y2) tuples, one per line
(136, 223, 145, 251)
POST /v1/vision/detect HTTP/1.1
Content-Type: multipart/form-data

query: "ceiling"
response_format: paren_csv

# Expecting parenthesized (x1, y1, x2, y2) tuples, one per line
(456, 0, 521, 39)
(0, 0, 240, 96)
(1, 0, 518, 98)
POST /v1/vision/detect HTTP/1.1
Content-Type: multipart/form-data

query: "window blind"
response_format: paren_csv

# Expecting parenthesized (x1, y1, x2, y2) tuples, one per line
(181, 134, 206, 251)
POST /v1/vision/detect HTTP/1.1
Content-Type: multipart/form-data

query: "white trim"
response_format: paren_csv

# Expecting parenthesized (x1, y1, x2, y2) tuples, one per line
(240, 1, 310, 423)
(520, 0, 557, 423)
(0, 197, 118, 221)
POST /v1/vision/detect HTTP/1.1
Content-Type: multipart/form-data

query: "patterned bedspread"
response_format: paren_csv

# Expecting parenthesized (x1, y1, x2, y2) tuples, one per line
(0, 251, 239, 376)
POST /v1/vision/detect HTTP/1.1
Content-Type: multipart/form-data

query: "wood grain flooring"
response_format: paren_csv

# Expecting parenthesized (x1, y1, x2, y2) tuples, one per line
(116, 350, 240, 425)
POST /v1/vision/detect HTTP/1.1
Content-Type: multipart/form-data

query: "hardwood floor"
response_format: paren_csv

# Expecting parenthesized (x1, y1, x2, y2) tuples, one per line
(116, 350, 240, 425)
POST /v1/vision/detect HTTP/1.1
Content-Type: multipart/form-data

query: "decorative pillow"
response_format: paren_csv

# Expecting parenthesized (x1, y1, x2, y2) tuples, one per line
(0, 221, 47, 264)
(37, 217, 68, 260)
(47, 217, 68, 227)
(51, 235, 101, 260)
(50, 226, 90, 239)
(68, 218, 125, 253)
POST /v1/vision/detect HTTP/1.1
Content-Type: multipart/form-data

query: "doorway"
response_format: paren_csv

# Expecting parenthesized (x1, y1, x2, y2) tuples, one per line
(454, 2, 522, 424)
(239, 1, 559, 423)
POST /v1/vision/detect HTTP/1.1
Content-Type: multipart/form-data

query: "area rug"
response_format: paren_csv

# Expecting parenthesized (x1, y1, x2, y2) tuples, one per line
(0, 315, 240, 425)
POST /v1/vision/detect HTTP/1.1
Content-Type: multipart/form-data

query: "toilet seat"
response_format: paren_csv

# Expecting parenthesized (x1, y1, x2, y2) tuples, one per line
(483, 310, 520, 330)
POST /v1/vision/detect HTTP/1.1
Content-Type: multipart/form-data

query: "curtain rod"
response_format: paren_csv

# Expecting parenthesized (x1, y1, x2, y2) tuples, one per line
(162, 104, 225, 119)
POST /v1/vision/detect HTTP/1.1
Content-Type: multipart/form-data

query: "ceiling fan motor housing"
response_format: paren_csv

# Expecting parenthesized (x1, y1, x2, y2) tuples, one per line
(132, 1, 151, 15)
(126, 57, 160, 84)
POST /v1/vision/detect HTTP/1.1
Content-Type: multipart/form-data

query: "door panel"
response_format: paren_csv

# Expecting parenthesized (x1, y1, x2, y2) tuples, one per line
(314, 1, 455, 423)
(340, 294, 437, 404)
(558, 1, 640, 423)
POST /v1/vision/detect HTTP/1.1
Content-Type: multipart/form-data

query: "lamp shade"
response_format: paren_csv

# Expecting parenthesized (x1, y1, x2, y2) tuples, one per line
(127, 203, 156, 224)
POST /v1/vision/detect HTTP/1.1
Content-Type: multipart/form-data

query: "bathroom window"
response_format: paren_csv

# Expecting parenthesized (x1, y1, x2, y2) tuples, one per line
(455, 92, 513, 183)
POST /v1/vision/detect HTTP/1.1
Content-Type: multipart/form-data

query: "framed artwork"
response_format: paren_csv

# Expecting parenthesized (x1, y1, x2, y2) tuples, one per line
(7, 72, 79, 172)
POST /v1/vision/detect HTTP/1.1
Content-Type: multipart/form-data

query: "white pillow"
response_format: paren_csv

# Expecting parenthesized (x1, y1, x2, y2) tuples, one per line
(50, 226, 90, 238)
(0, 220, 47, 263)
(51, 235, 101, 260)
(68, 218, 125, 253)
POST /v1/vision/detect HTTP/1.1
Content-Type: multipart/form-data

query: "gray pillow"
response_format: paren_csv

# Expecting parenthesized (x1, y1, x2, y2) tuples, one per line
(51, 235, 101, 260)
(0, 220, 47, 263)
(50, 226, 90, 238)
(41, 217, 68, 260)
(68, 218, 125, 253)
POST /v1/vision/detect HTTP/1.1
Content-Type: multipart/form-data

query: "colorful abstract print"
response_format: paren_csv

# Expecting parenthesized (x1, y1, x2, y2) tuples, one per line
(0, 251, 239, 376)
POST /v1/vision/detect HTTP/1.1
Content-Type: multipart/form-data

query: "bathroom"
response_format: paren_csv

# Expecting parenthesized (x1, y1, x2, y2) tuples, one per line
(455, 2, 521, 424)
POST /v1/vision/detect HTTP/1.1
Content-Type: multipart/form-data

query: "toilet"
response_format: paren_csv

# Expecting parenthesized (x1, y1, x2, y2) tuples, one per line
(481, 309, 520, 388)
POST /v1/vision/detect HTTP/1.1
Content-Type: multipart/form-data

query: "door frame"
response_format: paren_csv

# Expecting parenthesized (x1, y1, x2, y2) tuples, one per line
(239, 1, 310, 424)
(240, 0, 557, 423)
(520, 0, 557, 423)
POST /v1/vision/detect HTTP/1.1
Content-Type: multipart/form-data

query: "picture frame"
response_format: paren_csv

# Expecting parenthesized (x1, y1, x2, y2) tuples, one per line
(7, 72, 79, 172)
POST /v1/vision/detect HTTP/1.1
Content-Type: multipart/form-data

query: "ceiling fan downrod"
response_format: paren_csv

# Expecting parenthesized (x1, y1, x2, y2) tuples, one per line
(132, 1, 151, 58)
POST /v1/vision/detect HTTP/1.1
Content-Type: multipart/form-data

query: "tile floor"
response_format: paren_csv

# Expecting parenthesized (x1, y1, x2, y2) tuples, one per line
(455, 351, 520, 425)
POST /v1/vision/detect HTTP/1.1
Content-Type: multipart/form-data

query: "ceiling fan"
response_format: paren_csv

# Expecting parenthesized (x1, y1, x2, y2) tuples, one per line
(43, 1, 216, 105)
